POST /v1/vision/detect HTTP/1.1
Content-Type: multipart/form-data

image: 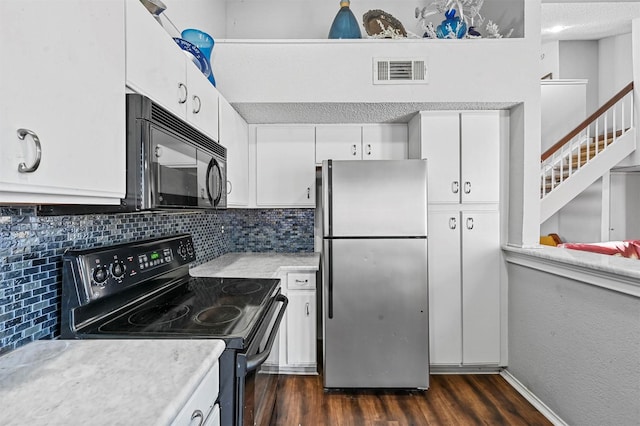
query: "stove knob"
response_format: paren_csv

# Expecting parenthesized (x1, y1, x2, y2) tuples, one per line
(186, 243, 194, 257)
(111, 261, 126, 279)
(93, 266, 109, 285)
(179, 245, 187, 258)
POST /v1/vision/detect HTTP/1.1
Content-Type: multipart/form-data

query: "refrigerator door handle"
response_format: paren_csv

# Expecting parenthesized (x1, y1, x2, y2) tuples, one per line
(328, 239, 334, 319)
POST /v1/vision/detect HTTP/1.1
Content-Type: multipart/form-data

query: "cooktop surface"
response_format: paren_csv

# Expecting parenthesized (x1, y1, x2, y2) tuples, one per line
(85, 277, 280, 345)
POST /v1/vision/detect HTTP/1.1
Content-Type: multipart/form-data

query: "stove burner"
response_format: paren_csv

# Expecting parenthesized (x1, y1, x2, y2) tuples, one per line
(222, 281, 263, 295)
(195, 305, 242, 326)
(128, 304, 190, 326)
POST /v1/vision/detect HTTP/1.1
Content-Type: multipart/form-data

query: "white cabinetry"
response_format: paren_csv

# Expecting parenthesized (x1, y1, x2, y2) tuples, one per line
(410, 110, 505, 367)
(315, 124, 407, 164)
(125, 0, 219, 141)
(256, 126, 315, 207)
(272, 271, 317, 374)
(408, 111, 500, 204)
(428, 210, 501, 365)
(0, 0, 126, 204)
(220, 97, 249, 206)
(171, 362, 220, 425)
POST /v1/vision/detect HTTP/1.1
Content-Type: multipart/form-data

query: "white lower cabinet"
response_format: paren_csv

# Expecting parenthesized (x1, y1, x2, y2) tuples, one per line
(428, 209, 501, 366)
(171, 362, 219, 426)
(0, 0, 126, 204)
(272, 271, 317, 373)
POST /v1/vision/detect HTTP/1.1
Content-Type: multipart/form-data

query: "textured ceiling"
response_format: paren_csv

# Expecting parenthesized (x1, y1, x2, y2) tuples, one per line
(541, 1, 640, 41)
(233, 102, 519, 124)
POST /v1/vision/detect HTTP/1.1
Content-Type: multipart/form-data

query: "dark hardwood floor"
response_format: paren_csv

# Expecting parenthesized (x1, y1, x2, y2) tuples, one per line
(271, 373, 552, 426)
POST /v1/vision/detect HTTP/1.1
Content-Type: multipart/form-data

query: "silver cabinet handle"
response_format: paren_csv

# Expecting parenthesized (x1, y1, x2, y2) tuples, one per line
(190, 409, 204, 426)
(192, 95, 201, 113)
(466, 217, 474, 230)
(451, 181, 459, 194)
(305, 302, 310, 316)
(307, 187, 311, 199)
(295, 279, 308, 284)
(178, 82, 188, 104)
(226, 180, 232, 195)
(464, 181, 471, 194)
(366, 143, 372, 156)
(449, 217, 457, 230)
(17, 129, 42, 173)
(351, 144, 357, 156)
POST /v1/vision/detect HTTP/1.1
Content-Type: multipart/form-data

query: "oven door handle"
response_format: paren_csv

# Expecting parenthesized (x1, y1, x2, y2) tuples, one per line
(246, 294, 288, 372)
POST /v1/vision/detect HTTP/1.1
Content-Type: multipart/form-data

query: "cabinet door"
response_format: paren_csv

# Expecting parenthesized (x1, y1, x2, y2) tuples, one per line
(427, 210, 462, 365)
(315, 125, 362, 163)
(418, 112, 461, 203)
(0, 0, 125, 204)
(362, 124, 408, 160)
(186, 65, 219, 141)
(460, 112, 501, 203)
(220, 97, 249, 207)
(461, 210, 501, 364)
(125, 0, 187, 120)
(256, 126, 315, 207)
(286, 291, 316, 366)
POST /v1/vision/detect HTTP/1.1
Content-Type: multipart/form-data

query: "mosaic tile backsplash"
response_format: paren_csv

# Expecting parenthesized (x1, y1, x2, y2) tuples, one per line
(0, 207, 313, 354)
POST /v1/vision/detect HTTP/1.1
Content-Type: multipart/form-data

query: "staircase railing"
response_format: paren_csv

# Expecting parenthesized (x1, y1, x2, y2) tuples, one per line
(540, 82, 634, 198)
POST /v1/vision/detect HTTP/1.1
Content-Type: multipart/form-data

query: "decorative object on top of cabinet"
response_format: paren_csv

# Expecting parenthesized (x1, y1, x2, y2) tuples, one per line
(0, 0, 125, 205)
(181, 28, 216, 87)
(328, 0, 361, 39)
(173, 37, 211, 78)
(139, 0, 181, 37)
(126, 0, 219, 142)
(416, 0, 513, 39)
(362, 9, 407, 39)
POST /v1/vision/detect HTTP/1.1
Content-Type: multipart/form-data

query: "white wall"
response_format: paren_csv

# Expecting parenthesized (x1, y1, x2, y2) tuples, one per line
(162, 0, 227, 39)
(559, 40, 599, 115)
(540, 40, 559, 79)
(507, 263, 640, 426)
(599, 33, 634, 103)
(540, 80, 587, 152)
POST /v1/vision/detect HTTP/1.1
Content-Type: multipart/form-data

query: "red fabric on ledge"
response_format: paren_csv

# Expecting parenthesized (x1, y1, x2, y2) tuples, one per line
(558, 240, 640, 259)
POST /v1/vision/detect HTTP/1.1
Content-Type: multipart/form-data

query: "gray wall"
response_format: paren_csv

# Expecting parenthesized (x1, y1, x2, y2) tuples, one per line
(559, 40, 599, 115)
(507, 263, 640, 426)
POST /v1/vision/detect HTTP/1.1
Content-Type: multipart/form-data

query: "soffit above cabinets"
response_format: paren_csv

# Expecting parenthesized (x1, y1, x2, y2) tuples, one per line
(231, 101, 519, 124)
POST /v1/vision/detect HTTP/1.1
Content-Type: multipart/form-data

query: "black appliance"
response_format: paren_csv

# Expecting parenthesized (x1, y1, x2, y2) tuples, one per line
(60, 234, 286, 426)
(39, 94, 227, 215)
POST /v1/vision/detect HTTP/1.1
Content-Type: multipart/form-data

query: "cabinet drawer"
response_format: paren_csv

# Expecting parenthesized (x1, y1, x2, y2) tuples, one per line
(287, 273, 316, 290)
(171, 362, 219, 425)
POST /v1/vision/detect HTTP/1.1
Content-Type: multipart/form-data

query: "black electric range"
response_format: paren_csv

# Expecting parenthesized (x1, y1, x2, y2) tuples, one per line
(60, 234, 287, 426)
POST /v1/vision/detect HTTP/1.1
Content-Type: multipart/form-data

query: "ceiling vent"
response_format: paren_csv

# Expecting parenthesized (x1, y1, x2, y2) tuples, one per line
(373, 58, 428, 85)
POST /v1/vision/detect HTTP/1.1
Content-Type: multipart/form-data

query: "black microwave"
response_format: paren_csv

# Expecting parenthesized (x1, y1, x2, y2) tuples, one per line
(39, 94, 226, 215)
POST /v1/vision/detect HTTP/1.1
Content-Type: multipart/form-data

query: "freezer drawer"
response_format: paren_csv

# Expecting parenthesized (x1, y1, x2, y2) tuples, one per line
(323, 238, 429, 389)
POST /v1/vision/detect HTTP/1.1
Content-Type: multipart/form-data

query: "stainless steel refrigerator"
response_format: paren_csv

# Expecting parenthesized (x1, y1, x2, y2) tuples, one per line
(322, 159, 429, 389)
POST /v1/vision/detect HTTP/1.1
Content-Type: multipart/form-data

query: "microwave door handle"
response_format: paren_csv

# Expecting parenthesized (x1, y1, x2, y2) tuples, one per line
(246, 294, 288, 372)
(206, 158, 223, 207)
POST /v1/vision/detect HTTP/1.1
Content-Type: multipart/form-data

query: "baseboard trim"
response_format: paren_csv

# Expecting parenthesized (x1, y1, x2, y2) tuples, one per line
(500, 370, 568, 426)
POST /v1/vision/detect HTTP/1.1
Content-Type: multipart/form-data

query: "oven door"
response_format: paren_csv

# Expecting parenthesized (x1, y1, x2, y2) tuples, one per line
(237, 293, 288, 426)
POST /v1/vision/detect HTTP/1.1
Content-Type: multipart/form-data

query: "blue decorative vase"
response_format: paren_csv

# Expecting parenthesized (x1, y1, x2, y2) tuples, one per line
(436, 9, 467, 39)
(182, 28, 216, 86)
(328, 0, 362, 39)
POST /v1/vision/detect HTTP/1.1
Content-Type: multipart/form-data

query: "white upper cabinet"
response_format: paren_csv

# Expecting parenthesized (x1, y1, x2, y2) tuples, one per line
(409, 111, 501, 204)
(0, 0, 126, 204)
(361, 124, 408, 161)
(125, 0, 219, 141)
(256, 126, 315, 207)
(315, 124, 407, 164)
(220, 97, 249, 207)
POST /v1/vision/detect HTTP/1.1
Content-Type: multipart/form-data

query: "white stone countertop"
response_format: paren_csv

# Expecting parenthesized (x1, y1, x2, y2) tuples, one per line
(0, 339, 225, 426)
(503, 244, 640, 297)
(190, 252, 321, 278)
